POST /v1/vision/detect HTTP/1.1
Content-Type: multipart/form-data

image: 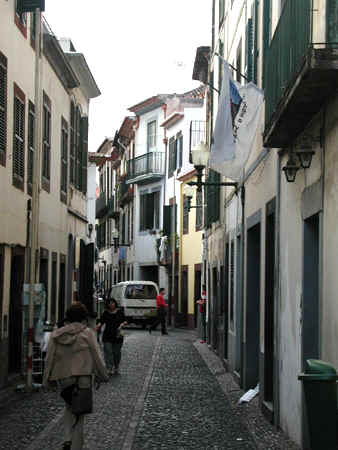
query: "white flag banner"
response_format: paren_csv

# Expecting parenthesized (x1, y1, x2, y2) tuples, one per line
(210, 62, 264, 181)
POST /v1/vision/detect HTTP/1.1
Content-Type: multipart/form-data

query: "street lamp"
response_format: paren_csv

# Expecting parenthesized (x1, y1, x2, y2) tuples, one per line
(295, 142, 315, 169)
(188, 142, 238, 192)
(183, 184, 195, 212)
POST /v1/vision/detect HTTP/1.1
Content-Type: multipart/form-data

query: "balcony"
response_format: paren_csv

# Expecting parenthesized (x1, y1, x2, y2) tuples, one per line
(107, 195, 119, 219)
(126, 151, 165, 185)
(189, 120, 206, 162)
(263, 0, 338, 148)
(96, 192, 107, 219)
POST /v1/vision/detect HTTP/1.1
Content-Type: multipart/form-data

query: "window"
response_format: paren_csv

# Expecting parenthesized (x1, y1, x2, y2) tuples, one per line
(13, 84, 25, 190)
(60, 117, 68, 202)
(140, 190, 160, 231)
(147, 120, 156, 151)
(27, 101, 35, 195)
(42, 91, 51, 191)
(196, 190, 203, 230)
(0, 53, 7, 167)
(183, 195, 189, 235)
(125, 284, 157, 299)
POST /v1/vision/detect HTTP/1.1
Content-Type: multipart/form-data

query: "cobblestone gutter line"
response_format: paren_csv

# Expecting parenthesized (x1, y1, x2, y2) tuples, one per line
(194, 341, 301, 450)
(121, 337, 161, 450)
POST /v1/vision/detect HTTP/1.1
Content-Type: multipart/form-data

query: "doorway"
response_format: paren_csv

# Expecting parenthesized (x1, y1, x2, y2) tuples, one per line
(235, 235, 242, 373)
(302, 213, 320, 366)
(9, 248, 25, 373)
(245, 221, 261, 390)
(264, 202, 276, 420)
(194, 264, 202, 328)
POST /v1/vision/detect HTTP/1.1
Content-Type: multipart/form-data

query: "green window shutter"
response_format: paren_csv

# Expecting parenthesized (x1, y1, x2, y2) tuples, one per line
(253, 0, 259, 84)
(263, 0, 271, 88)
(246, 18, 254, 82)
(80, 116, 88, 194)
(146, 193, 154, 229)
(163, 205, 171, 236)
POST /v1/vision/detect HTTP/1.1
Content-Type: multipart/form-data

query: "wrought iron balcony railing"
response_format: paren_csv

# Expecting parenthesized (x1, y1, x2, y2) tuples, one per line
(263, 0, 338, 147)
(189, 121, 207, 163)
(126, 151, 165, 184)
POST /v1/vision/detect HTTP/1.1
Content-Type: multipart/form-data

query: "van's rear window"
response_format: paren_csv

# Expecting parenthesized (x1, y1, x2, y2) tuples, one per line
(125, 284, 157, 299)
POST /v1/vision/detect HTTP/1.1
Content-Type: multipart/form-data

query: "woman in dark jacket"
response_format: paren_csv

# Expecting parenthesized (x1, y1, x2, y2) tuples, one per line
(96, 298, 128, 375)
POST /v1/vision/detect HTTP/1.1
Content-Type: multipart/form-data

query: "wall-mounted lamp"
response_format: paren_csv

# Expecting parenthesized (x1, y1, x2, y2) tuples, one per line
(295, 140, 315, 169)
(187, 142, 238, 192)
(282, 150, 300, 183)
(282, 135, 317, 183)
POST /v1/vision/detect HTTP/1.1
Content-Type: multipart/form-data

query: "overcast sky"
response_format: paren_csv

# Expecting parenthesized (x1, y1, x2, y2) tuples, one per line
(44, 1, 211, 152)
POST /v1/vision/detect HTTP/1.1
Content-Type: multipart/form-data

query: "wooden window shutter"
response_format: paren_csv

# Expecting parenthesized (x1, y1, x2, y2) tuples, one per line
(163, 205, 171, 236)
(253, 0, 259, 84)
(263, 0, 272, 88)
(140, 194, 146, 231)
(12, 84, 25, 190)
(60, 117, 68, 203)
(0, 53, 7, 167)
(75, 107, 81, 190)
(145, 193, 154, 229)
(168, 137, 175, 177)
(80, 116, 88, 194)
(178, 134, 183, 168)
(70, 101, 75, 184)
(27, 100, 35, 195)
(42, 91, 51, 190)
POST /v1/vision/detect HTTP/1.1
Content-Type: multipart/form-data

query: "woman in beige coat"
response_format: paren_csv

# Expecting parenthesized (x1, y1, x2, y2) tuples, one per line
(43, 303, 109, 450)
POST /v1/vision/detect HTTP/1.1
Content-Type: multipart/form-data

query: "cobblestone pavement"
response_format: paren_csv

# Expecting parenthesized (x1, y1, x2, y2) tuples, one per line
(0, 328, 300, 450)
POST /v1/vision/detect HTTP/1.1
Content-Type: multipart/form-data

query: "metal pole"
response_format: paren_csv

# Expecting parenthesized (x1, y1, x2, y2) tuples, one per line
(27, 9, 42, 390)
(171, 172, 176, 328)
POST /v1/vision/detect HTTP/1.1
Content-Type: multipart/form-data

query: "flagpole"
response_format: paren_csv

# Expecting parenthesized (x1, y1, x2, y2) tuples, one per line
(214, 53, 249, 82)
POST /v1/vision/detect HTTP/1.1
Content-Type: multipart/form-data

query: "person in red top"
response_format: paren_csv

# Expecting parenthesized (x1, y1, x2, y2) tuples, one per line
(149, 288, 168, 335)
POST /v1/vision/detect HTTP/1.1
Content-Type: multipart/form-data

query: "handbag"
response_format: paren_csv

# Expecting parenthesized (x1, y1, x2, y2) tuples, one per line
(71, 385, 93, 415)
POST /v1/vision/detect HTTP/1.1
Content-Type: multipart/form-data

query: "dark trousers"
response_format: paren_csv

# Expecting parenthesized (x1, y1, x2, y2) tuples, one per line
(150, 308, 167, 334)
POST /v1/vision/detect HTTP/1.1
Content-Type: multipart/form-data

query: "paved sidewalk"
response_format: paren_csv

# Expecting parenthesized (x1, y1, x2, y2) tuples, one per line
(0, 328, 300, 449)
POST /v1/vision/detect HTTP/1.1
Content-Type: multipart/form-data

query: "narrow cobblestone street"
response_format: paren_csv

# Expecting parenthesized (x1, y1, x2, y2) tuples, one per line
(0, 329, 300, 450)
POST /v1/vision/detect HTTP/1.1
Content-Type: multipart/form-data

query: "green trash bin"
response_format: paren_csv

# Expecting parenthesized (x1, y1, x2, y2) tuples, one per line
(298, 359, 338, 450)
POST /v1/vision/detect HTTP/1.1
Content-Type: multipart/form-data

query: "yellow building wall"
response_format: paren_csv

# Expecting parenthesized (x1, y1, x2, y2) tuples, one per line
(179, 180, 203, 320)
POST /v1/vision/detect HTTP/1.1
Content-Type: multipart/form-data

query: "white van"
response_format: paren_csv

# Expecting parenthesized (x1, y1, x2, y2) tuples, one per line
(109, 281, 158, 328)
